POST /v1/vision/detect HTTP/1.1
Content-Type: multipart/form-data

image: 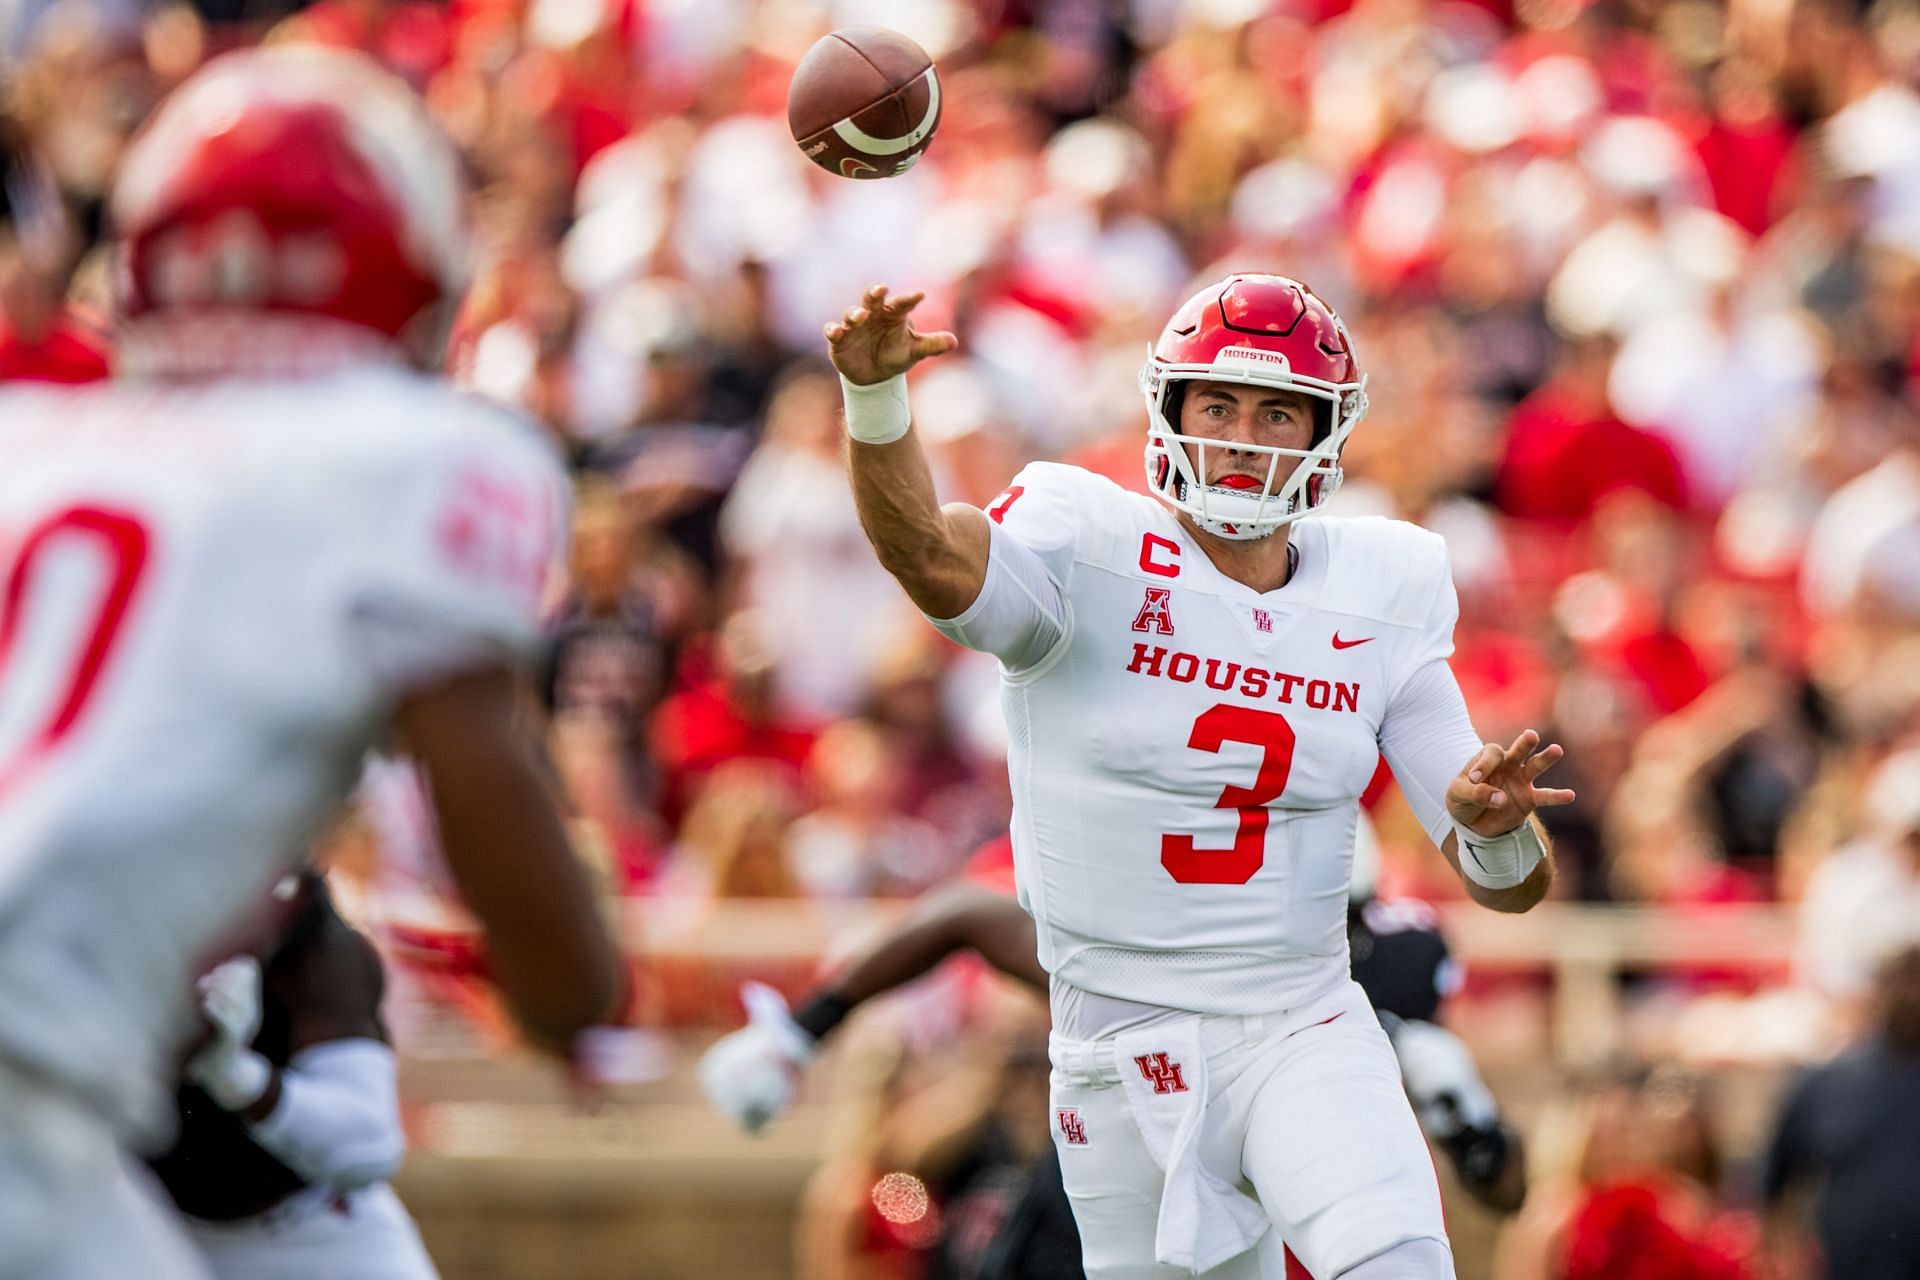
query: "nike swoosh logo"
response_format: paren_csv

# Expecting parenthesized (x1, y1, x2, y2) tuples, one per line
(1331, 633, 1374, 649)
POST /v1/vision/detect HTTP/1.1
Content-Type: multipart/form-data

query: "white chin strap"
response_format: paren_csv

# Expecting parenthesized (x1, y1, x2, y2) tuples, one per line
(1180, 480, 1295, 541)
(1145, 428, 1347, 541)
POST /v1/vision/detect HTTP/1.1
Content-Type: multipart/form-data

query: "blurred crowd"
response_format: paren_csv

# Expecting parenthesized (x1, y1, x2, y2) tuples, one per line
(6, 0, 1920, 1004)
(9, 0, 1920, 1274)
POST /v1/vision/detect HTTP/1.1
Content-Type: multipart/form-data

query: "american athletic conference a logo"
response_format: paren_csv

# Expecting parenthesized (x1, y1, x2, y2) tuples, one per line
(1133, 1052, 1189, 1094)
(1132, 587, 1175, 635)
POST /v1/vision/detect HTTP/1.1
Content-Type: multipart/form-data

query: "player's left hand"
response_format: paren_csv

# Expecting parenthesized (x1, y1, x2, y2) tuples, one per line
(185, 957, 272, 1110)
(194, 956, 264, 1057)
(1446, 729, 1573, 838)
(698, 983, 816, 1134)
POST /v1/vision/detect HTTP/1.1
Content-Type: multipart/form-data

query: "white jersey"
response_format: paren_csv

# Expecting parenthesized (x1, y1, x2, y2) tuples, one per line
(933, 462, 1480, 1018)
(0, 366, 566, 1144)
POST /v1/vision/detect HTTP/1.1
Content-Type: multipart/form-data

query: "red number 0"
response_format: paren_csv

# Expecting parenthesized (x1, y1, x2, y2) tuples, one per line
(0, 505, 152, 797)
(1161, 704, 1296, 884)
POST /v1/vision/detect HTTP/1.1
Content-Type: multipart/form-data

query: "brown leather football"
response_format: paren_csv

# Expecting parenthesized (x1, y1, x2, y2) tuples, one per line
(787, 27, 941, 180)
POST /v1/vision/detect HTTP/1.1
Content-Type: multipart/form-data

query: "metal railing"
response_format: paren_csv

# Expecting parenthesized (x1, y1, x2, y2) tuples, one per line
(625, 898, 1799, 1064)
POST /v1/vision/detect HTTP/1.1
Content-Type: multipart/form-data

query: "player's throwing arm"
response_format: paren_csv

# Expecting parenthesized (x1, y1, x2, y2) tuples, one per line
(825, 286, 981, 616)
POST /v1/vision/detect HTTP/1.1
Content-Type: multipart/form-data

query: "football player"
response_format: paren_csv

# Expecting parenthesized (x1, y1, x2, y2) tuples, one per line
(0, 49, 623, 1280)
(150, 871, 439, 1279)
(820, 277, 1572, 1279)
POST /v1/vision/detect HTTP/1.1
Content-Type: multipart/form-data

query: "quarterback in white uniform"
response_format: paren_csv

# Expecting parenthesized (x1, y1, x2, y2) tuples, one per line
(826, 275, 1572, 1279)
(0, 49, 623, 1280)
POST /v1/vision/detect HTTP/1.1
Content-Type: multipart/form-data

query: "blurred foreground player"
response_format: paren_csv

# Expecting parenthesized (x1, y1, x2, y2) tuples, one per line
(0, 48, 622, 1280)
(821, 276, 1568, 1278)
(150, 871, 436, 1280)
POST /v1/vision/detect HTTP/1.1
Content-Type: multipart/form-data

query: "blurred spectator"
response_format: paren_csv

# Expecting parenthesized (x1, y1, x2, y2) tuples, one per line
(721, 360, 919, 720)
(1555, 496, 1714, 720)
(652, 759, 803, 902)
(1545, 123, 1736, 341)
(1761, 942, 1920, 1280)
(1494, 1066, 1757, 1280)
(1609, 664, 1827, 899)
(796, 992, 1057, 1280)
(1795, 750, 1920, 1016)
(0, 109, 107, 382)
(576, 279, 758, 572)
(1801, 403, 1920, 621)
(0, 273, 108, 380)
(1495, 336, 1687, 523)
(1693, 58, 1799, 240)
(786, 719, 953, 899)
(550, 714, 667, 893)
(1607, 283, 1823, 511)
(649, 611, 819, 825)
(543, 478, 682, 805)
(1535, 660, 1649, 902)
(867, 633, 1001, 828)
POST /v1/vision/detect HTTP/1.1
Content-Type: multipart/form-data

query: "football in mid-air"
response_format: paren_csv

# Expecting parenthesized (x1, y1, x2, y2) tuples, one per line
(787, 27, 941, 180)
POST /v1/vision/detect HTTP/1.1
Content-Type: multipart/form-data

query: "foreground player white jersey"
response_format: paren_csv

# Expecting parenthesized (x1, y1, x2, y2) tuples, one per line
(936, 462, 1477, 1017)
(0, 367, 565, 1144)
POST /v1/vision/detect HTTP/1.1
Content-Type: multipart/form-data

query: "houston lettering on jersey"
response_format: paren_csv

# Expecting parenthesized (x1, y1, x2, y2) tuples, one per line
(1125, 642, 1361, 713)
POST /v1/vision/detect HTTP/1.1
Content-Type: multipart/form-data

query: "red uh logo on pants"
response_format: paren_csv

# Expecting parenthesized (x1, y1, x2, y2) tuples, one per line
(1133, 1052, 1189, 1094)
(1057, 1108, 1089, 1146)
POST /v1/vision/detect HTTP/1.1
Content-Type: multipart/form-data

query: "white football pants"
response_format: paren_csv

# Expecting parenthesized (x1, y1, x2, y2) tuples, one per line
(1048, 980, 1453, 1280)
(187, 1183, 440, 1280)
(0, 1060, 211, 1280)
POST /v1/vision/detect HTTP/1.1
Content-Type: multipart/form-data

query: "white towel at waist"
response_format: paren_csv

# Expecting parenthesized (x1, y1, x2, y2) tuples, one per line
(1112, 1020, 1269, 1273)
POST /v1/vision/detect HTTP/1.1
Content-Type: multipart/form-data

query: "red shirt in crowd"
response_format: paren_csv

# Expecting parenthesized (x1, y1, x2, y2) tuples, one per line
(0, 312, 110, 384)
(1562, 1181, 1755, 1280)
(648, 679, 817, 822)
(1496, 385, 1687, 522)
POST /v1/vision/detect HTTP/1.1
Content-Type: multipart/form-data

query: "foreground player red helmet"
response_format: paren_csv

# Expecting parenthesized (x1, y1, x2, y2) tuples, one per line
(112, 46, 469, 371)
(1140, 274, 1367, 540)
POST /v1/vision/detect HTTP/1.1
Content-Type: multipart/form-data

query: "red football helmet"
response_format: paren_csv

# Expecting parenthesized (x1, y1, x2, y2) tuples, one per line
(1139, 274, 1367, 540)
(112, 46, 469, 369)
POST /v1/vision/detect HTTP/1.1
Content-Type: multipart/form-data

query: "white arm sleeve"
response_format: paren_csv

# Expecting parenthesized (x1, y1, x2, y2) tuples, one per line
(926, 517, 1069, 671)
(248, 1039, 405, 1190)
(1379, 660, 1484, 850)
(924, 462, 1086, 672)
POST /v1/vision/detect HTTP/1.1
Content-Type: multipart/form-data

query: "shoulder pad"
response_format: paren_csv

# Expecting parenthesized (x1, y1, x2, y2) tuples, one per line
(1311, 517, 1451, 630)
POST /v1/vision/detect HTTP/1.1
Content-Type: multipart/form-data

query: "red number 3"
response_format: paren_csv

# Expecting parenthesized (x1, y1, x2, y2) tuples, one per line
(1161, 704, 1296, 884)
(0, 505, 152, 798)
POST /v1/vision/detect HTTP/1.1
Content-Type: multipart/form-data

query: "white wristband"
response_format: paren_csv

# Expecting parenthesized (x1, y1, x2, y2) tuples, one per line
(1455, 821, 1544, 890)
(841, 373, 911, 445)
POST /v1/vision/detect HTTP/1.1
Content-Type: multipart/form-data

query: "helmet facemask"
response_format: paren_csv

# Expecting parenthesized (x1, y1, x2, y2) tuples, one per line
(1140, 354, 1368, 541)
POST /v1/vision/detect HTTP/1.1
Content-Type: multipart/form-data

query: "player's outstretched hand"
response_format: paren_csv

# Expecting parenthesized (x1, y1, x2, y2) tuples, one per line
(698, 982, 817, 1134)
(193, 957, 264, 1060)
(1446, 729, 1574, 838)
(824, 284, 957, 386)
(185, 956, 270, 1111)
